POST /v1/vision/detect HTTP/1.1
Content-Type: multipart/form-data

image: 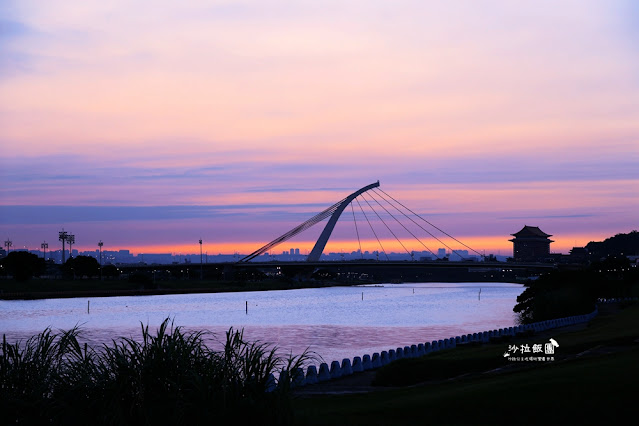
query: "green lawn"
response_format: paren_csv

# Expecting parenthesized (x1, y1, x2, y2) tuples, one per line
(293, 304, 639, 425)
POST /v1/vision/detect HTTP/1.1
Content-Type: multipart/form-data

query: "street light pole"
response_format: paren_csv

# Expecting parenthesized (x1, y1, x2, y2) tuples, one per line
(199, 239, 203, 280)
(67, 234, 75, 259)
(59, 230, 68, 264)
(98, 240, 103, 281)
(41, 242, 48, 261)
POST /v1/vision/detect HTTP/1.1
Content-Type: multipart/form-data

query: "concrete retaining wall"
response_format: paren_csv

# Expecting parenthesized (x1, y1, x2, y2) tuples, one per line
(279, 304, 610, 389)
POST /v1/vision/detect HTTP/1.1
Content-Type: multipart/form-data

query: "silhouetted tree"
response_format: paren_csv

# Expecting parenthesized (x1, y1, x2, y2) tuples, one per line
(513, 269, 597, 323)
(586, 230, 639, 258)
(102, 264, 120, 279)
(1, 251, 45, 282)
(64, 255, 99, 278)
(514, 256, 638, 323)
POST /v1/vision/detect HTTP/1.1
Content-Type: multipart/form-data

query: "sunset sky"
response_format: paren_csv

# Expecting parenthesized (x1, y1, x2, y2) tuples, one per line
(1, 0, 638, 257)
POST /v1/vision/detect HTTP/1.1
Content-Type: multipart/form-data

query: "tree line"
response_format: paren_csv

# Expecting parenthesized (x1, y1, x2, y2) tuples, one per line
(0, 252, 118, 282)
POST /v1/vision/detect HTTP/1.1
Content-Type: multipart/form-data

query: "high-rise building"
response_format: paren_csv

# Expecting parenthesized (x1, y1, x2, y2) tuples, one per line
(450, 250, 469, 260)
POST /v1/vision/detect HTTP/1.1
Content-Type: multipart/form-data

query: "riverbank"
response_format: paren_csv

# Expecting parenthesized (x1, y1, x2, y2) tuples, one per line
(0, 278, 345, 300)
(292, 301, 639, 424)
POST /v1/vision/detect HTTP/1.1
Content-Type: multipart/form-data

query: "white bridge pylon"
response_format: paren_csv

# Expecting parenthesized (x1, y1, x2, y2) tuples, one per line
(307, 181, 379, 261)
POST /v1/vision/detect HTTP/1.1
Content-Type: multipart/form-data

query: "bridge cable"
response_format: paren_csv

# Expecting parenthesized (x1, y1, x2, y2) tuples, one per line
(355, 197, 389, 260)
(376, 188, 485, 259)
(359, 193, 412, 258)
(372, 188, 462, 259)
(239, 195, 348, 262)
(350, 202, 364, 259)
(370, 188, 447, 259)
(366, 189, 439, 259)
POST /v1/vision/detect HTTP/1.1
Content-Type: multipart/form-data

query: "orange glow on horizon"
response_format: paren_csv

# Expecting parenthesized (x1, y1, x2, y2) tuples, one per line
(71, 231, 608, 258)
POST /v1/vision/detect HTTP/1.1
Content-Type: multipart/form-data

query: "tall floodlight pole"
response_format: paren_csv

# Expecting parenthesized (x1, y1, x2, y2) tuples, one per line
(59, 230, 68, 263)
(199, 239, 203, 280)
(41, 242, 48, 260)
(98, 240, 103, 281)
(67, 234, 75, 259)
(4, 239, 12, 253)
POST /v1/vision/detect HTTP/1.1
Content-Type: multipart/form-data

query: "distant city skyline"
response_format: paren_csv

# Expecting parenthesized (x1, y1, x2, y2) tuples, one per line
(1, 219, 633, 258)
(1, 1, 637, 254)
(1, 245, 496, 265)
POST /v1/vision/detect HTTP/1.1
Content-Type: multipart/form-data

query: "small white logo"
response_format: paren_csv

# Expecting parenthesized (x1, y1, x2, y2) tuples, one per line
(544, 338, 559, 355)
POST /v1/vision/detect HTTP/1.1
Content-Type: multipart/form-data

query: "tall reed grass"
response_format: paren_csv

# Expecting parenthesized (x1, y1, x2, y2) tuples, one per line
(1, 318, 314, 425)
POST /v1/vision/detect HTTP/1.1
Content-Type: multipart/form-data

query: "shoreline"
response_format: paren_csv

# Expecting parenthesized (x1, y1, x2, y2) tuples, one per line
(292, 302, 639, 424)
(0, 279, 352, 300)
(0, 278, 517, 301)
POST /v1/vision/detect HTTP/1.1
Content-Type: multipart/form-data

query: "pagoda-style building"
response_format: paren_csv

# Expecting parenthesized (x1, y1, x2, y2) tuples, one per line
(510, 226, 554, 261)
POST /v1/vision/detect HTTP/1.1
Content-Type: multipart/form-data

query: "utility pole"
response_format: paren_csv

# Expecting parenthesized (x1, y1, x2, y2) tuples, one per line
(67, 234, 75, 259)
(59, 230, 68, 264)
(98, 240, 103, 281)
(199, 239, 203, 280)
(4, 239, 12, 253)
(41, 242, 48, 260)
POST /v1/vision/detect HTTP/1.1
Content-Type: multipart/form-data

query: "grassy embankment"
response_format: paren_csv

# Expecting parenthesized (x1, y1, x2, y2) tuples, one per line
(0, 278, 341, 299)
(293, 303, 639, 425)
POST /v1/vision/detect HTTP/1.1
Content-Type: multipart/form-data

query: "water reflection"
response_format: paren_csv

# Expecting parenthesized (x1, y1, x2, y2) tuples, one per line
(0, 282, 523, 364)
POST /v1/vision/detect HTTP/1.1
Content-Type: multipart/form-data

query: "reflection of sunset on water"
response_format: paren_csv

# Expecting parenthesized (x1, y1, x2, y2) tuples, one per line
(0, 283, 523, 365)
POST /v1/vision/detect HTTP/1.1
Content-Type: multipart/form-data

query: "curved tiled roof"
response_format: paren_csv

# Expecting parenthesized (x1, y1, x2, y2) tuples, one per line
(510, 225, 552, 238)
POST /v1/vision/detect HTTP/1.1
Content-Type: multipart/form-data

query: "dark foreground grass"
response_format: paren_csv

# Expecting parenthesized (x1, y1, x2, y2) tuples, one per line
(1, 318, 314, 425)
(293, 304, 639, 425)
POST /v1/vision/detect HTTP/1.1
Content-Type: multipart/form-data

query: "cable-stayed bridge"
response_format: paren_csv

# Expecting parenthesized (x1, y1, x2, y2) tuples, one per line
(117, 181, 555, 283)
(240, 181, 485, 263)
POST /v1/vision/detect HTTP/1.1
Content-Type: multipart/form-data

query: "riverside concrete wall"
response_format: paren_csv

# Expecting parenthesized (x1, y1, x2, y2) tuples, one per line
(274, 299, 639, 390)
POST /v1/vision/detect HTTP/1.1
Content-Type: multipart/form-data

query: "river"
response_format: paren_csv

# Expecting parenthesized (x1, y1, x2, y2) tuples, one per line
(0, 282, 523, 365)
